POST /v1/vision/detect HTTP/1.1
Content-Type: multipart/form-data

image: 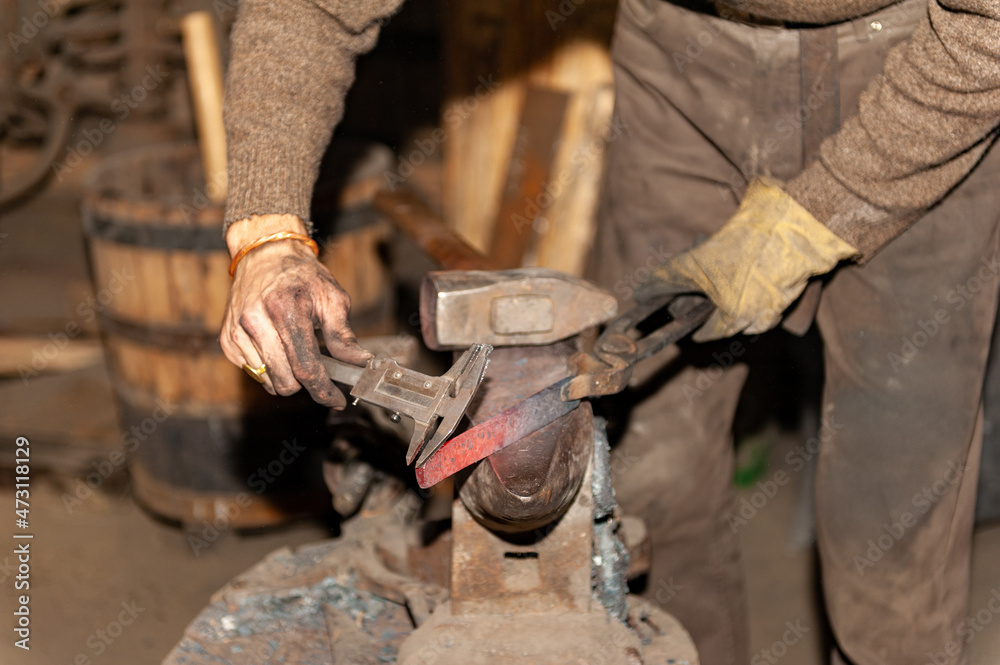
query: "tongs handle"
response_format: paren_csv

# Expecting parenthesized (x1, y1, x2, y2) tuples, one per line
(561, 293, 714, 402)
(601, 293, 715, 363)
(320, 355, 367, 387)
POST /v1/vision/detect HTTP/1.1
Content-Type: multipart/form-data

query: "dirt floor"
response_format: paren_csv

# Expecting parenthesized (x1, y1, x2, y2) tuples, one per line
(2, 146, 1000, 665)
(1, 408, 999, 665)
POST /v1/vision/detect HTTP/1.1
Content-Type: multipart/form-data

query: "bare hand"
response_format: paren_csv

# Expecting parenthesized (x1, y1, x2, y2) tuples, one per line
(221, 215, 372, 407)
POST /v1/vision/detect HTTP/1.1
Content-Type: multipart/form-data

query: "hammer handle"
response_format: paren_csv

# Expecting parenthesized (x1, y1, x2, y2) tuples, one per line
(181, 11, 228, 204)
(374, 188, 497, 271)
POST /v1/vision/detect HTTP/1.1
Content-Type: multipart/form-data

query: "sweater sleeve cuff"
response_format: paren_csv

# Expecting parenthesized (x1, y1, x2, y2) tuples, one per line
(224, 146, 317, 234)
(785, 160, 923, 263)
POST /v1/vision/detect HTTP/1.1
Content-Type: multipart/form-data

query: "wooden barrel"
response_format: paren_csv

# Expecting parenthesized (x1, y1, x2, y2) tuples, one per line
(81, 142, 390, 528)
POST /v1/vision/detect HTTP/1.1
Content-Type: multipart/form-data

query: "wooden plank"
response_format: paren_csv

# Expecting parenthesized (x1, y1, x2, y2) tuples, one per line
(534, 71, 615, 275)
(487, 85, 568, 269)
(440, 0, 618, 264)
(440, 0, 521, 252)
(0, 336, 104, 376)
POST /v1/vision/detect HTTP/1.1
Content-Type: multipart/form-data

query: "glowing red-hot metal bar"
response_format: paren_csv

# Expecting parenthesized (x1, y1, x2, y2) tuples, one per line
(414, 378, 579, 488)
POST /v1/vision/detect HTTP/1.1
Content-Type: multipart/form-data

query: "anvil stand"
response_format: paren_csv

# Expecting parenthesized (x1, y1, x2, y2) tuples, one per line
(162, 188, 700, 664)
(394, 337, 698, 665)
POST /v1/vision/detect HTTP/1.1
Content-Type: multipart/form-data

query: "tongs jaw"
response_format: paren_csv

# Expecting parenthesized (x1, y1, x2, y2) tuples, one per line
(323, 343, 492, 466)
(561, 294, 714, 401)
(401, 343, 492, 466)
(406, 344, 493, 466)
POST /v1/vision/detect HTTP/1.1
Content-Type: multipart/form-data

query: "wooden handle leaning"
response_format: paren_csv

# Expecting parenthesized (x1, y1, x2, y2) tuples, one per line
(374, 188, 497, 272)
(181, 11, 228, 204)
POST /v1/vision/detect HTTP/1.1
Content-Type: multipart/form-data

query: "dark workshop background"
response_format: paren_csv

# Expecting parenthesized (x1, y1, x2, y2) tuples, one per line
(1, 0, 1000, 663)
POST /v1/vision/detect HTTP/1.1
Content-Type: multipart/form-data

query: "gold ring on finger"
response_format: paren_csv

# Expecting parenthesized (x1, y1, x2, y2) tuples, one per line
(242, 363, 267, 383)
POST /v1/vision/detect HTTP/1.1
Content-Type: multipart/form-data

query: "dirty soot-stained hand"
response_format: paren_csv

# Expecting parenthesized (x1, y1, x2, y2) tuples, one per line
(222, 240, 372, 408)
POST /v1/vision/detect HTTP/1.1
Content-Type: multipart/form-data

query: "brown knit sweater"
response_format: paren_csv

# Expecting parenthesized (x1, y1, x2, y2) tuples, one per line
(224, 0, 1000, 260)
(224, 0, 406, 235)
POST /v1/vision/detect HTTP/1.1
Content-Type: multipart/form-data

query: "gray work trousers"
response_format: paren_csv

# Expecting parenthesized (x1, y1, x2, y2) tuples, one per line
(590, 1, 1000, 663)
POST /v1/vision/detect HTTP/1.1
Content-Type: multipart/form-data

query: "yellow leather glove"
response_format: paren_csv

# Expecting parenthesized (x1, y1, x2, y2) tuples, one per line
(636, 179, 858, 341)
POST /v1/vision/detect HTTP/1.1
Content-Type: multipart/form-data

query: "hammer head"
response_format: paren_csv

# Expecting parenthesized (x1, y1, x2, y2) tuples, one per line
(419, 268, 619, 350)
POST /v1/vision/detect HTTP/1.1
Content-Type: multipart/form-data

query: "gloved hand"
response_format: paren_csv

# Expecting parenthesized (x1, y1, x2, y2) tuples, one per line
(221, 214, 372, 407)
(635, 179, 858, 341)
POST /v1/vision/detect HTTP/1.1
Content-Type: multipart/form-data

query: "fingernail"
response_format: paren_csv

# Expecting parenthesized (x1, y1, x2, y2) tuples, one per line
(329, 391, 347, 409)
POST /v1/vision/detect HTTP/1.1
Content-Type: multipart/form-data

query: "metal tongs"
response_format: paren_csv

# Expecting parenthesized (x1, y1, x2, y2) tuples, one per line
(412, 293, 715, 487)
(322, 343, 493, 466)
